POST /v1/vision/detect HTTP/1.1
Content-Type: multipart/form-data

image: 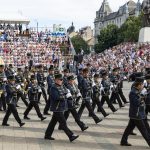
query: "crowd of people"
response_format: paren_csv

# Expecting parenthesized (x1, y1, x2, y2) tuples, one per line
(79, 43, 150, 80)
(0, 27, 150, 147)
(0, 28, 73, 70)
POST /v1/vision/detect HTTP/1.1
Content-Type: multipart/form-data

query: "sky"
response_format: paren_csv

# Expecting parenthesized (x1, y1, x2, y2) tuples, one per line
(0, 0, 139, 31)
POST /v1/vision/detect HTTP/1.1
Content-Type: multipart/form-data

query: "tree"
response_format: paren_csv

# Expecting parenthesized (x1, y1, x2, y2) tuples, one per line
(95, 24, 119, 53)
(118, 15, 142, 43)
(95, 14, 143, 53)
(71, 35, 90, 54)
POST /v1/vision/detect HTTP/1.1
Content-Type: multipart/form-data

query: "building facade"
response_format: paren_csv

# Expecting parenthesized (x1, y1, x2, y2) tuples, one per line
(94, 0, 141, 43)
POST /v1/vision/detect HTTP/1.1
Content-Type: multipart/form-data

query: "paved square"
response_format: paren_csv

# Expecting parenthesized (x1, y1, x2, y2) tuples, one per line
(0, 82, 149, 150)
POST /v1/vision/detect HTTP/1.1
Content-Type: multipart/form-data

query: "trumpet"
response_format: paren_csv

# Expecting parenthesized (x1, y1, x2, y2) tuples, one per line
(0, 90, 3, 97)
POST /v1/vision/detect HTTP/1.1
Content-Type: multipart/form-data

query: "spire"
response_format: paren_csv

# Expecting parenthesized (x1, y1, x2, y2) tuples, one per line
(99, 0, 112, 18)
(135, 0, 141, 16)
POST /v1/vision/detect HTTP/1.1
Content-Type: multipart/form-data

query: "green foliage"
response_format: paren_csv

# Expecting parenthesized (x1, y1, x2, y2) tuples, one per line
(95, 14, 143, 53)
(118, 16, 142, 43)
(71, 35, 90, 54)
(95, 24, 119, 53)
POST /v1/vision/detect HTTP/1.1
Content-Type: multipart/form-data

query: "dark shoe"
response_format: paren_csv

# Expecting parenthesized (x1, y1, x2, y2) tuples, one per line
(69, 135, 79, 142)
(41, 117, 46, 121)
(44, 136, 55, 140)
(43, 112, 51, 115)
(120, 105, 125, 108)
(120, 142, 132, 146)
(113, 109, 118, 113)
(24, 116, 30, 120)
(130, 132, 137, 135)
(16, 105, 20, 107)
(81, 126, 89, 132)
(104, 113, 109, 117)
(97, 109, 101, 112)
(124, 101, 129, 104)
(20, 122, 25, 127)
(95, 119, 102, 124)
(2, 123, 10, 126)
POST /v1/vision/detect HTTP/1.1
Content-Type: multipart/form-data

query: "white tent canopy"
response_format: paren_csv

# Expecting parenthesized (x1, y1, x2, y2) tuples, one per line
(0, 12, 30, 24)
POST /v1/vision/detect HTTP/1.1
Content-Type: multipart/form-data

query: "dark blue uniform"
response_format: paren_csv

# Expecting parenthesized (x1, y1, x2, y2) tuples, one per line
(109, 74, 124, 107)
(92, 82, 108, 117)
(144, 83, 150, 115)
(101, 79, 117, 112)
(37, 72, 47, 103)
(44, 74, 55, 114)
(45, 83, 76, 141)
(0, 72, 6, 111)
(15, 73, 28, 107)
(77, 74, 83, 92)
(2, 83, 23, 126)
(121, 87, 150, 146)
(62, 83, 87, 131)
(24, 82, 45, 120)
(78, 77, 102, 124)
(117, 74, 128, 104)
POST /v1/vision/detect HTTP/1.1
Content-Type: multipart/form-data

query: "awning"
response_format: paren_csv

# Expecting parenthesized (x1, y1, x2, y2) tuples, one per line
(0, 13, 30, 24)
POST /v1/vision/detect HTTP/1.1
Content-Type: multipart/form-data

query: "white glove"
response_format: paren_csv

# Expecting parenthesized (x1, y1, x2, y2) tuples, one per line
(100, 87, 104, 92)
(92, 82, 96, 87)
(13, 73, 17, 76)
(144, 80, 147, 87)
(16, 85, 21, 90)
(3, 78, 7, 81)
(21, 83, 24, 87)
(110, 85, 114, 90)
(141, 88, 147, 96)
(77, 92, 82, 97)
(66, 93, 72, 98)
(67, 89, 71, 94)
(44, 81, 46, 85)
(38, 88, 42, 93)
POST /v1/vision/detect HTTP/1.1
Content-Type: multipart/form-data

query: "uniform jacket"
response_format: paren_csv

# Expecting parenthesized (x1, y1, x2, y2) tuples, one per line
(129, 87, 146, 120)
(50, 84, 68, 112)
(47, 74, 55, 94)
(28, 82, 39, 102)
(5, 83, 17, 105)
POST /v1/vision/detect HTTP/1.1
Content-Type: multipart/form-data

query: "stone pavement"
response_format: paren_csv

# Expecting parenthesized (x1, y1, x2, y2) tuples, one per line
(0, 82, 149, 150)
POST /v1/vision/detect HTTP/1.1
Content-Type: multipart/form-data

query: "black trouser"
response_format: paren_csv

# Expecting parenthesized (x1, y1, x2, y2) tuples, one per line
(146, 105, 150, 115)
(118, 88, 127, 103)
(110, 92, 123, 107)
(78, 101, 100, 123)
(38, 87, 47, 103)
(92, 98, 107, 117)
(3, 104, 22, 124)
(24, 101, 43, 118)
(76, 97, 80, 105)
(45, 112, 73, 139)
(44, 95, 51, 113)
(17, 92, 28, 106)
(0, 93, 6, 111)
(101, 95, 117, 112)
(64, 108, 85, 129)
(121, 118, 150, 146)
